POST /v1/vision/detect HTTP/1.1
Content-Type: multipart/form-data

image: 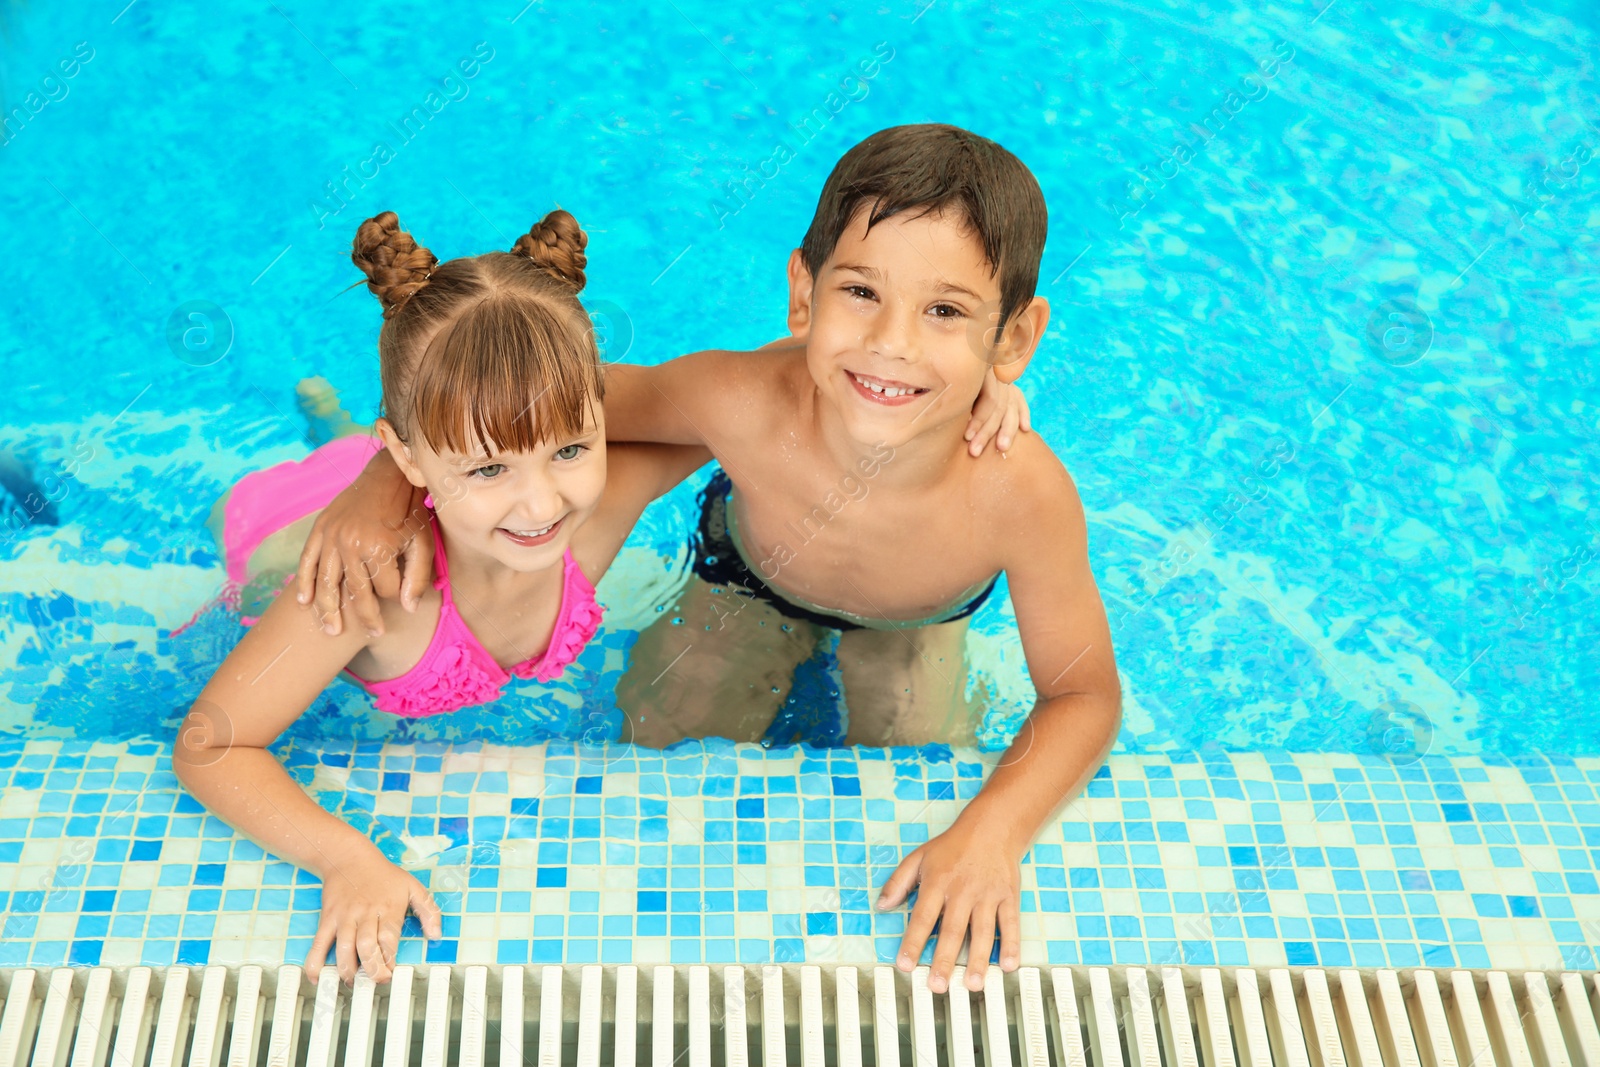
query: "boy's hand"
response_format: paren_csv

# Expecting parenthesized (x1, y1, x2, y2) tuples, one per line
(293, 464, 432, 637)
(876, 816, 1023, 992)
(305, 853, 443, 986)
(965, 370, 1032, 457)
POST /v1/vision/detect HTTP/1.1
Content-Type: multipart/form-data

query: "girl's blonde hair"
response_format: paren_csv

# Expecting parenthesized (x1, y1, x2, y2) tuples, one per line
(350, 208, 603, 456)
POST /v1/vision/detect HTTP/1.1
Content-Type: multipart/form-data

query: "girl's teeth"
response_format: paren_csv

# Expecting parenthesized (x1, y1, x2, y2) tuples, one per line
(509, 523, 554, 537)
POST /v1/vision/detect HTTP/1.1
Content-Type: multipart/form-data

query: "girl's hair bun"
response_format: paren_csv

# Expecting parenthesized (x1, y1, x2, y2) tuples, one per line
(512, 209, 588, 292)
(352, 211, 438, 319)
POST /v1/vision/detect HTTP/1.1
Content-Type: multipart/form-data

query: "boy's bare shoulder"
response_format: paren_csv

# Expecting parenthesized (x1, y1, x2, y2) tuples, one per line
(970, 431, 1088, 547)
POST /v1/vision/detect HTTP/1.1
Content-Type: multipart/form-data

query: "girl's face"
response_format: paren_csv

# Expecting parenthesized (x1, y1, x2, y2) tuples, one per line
(378, 400, 607, 575)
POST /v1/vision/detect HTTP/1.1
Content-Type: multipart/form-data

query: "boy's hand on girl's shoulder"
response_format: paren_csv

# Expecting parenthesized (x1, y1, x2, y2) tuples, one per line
(304, 853, 443, 987)
(293, 471, 434, 638)
(965, 368, 1032, 457)
(875, 816, 1024, 992)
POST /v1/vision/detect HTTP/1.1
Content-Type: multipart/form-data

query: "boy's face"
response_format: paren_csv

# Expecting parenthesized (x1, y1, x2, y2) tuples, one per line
(794, 206, 1038, 450)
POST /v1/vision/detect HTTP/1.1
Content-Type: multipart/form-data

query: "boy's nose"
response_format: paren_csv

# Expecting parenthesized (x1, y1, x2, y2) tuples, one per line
(864, 302, 919, 361)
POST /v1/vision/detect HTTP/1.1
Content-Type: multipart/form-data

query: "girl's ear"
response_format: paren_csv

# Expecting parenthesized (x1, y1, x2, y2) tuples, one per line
(786, 248, 815, 337)
(990, 296, 1051, 384)
(376, 418, 429, 489)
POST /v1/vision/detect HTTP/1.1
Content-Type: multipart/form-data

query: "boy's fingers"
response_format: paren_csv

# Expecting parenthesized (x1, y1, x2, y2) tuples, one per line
(876, 850, 922, 911)
(349, 578, 385, 638)
(367, 551, 402, 601)
(965, 904, 998, 989)
(926, 899, 970, 994)
(997, 894, 1022, 970)
(896, 888, 943, 973)
(339, 561, 383, 636)
(400, 542, 430, 612)
(315, 552, 345, 635)
(295, 530, 324, 605)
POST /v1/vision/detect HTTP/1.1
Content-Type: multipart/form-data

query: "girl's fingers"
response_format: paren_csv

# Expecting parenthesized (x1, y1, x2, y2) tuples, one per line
(876, 849, 923, 912)
(969, 409, 1003, 456)
(409, 880, 444, 940)
(1018, 393, 1032, 433)
(997, 893, 1022, 971)
(303, 918, 337, 984)
(356, 919, 389, 984)
(377, 923, 402, 979)
(336, 923, 359, 985)
(998, 406, 1019, 453)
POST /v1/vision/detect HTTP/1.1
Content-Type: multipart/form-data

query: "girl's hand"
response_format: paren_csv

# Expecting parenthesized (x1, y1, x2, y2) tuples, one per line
(293, 456, 433, 638)
(305, 853, 443, 986)
(965, 370, 1032, 457)
(876, 816, 1023, 993)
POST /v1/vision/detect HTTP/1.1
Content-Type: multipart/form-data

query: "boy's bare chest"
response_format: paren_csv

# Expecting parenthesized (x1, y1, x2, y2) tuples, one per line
(728, 460, 999, 622)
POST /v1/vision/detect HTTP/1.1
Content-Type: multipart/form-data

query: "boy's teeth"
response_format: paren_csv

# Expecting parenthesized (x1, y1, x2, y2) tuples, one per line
(855, 373, 919, 398)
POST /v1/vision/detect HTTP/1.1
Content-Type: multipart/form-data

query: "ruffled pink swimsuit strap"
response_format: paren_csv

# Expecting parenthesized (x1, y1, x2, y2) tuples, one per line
(354, 514, 605, 718)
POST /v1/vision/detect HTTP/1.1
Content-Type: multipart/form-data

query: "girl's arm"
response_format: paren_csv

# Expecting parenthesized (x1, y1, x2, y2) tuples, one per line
(570, 442, 713, 579)
(174, 589, 443, 985)
(602, 352, 762, 447)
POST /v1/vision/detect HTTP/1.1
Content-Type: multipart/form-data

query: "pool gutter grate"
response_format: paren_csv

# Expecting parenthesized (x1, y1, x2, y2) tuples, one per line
(2, 962, 1598, 1067)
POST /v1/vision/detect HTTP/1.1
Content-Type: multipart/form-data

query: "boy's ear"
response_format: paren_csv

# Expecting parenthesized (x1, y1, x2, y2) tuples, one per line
(375, 418, 429, 489)
(989, 296, 1051, 384)
(786, 248, 815, 337)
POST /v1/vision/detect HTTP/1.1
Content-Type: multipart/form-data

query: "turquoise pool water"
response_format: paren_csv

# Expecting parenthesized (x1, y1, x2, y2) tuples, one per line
(3, 5, 1599, 752)
(3, 0, 1600, 978)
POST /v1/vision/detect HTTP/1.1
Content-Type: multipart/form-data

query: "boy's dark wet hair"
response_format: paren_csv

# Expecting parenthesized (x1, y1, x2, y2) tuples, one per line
(800, 124, 1048, 327)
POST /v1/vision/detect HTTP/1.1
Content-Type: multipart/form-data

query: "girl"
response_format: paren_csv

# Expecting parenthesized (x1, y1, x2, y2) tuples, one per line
(174, 209, 709, 987)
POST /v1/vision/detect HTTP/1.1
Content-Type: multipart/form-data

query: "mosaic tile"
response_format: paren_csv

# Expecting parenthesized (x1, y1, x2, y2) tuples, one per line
(3, 737, 1599, 971)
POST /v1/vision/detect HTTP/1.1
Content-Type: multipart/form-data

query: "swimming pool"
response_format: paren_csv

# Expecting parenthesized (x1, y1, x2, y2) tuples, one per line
(2, 0, 1597, 972)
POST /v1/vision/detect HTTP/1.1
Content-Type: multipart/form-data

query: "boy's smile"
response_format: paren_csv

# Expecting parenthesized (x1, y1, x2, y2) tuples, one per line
(797, 206, 1034, 452)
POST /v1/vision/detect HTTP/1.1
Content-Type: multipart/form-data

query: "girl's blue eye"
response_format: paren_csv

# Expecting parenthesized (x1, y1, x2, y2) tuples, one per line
(555, 444, 585, 461)
(470, 463, 507, 479)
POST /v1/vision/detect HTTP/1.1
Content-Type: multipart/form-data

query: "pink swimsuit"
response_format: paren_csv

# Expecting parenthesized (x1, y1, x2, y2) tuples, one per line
(221, 435, 604, 718)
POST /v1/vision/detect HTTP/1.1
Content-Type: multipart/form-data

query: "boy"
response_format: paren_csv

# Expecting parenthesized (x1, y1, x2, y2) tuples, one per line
(298, 125, 1121, 992)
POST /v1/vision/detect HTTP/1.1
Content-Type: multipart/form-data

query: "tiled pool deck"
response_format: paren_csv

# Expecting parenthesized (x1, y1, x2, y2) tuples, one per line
(2, 739, 1598, 973)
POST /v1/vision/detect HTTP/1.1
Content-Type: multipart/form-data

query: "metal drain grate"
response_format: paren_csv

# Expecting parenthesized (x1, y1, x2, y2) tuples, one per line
(2, 962, 1597, 1067)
